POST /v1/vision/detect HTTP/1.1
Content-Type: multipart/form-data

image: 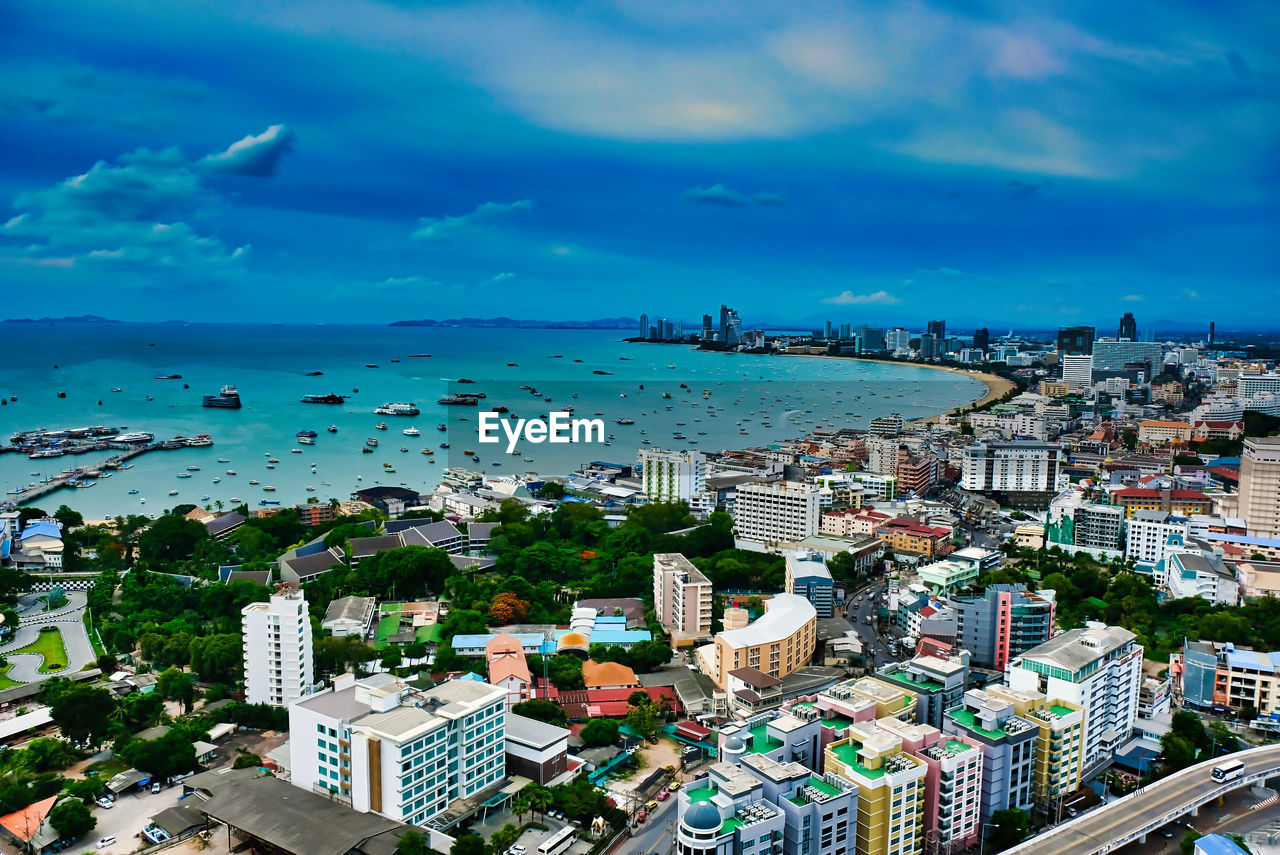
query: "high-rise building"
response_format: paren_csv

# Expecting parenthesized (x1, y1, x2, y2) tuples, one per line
(675, 319, 684, 339)
(950, 584, 1055, 671)
(785, 549, 835, 618)
(927, 319, 946, 340)
(243, 587, 314, 707)
(638, 446, 707, 504)
(1056, 326, 1095, 356)
(876, 651, 969, 729)
(824, 723, 927, 855)
(857, 325, 886, 352)
(984, 686, 1087, 812)
(973, 328, 990, 353)
(696, 594, 817, 690)
(1091, 338, 1162, 375)
(1061, 354, 1093, 390)
(639, 313, 649, 337)
(824, 320, 833, 340)
(885, 328, 911, 354)
(289, 674, 509, 824)
(942, 689, 1038, 823)
(1239, 437, 1280, 539)
(1118, 312, 1137, 341)
(839, 322, 851, 341)
(960, 441, 1063, 504)
(1006, 626, 1142, 768)
(653, 552, 714, 640)
(701, 314, 713, 340)
(732, 481, 822, 544)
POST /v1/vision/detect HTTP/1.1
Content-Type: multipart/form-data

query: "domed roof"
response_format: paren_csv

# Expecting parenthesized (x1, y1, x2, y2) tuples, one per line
(723, 735, 746, 752)
(683, 802, 722, 832)
(558, 632, 589, 649)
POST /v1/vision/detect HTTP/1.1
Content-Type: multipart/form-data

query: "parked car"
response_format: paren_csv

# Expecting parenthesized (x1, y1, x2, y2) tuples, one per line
(646, 801, 658, 811)
(505, 846, 526, 855)
(96, 838, 117, 849)
(668, 781, 681, 791)
(95, 798, 113, 809)
(636, 810, 647, 824)
(647, 735, 659, 744)
(151, 782, 162, 794)
(657, 790, 669, 802)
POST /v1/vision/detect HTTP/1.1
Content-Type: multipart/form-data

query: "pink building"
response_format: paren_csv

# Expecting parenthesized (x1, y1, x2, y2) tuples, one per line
(877, 718, 984, 852)
(486, 633, 533, 708)
(652, 553, 713, 641)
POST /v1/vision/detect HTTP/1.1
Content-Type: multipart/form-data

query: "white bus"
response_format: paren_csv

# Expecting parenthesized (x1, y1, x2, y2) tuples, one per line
(1211, 759, 1245, 783)
(538, 827, 577, 855)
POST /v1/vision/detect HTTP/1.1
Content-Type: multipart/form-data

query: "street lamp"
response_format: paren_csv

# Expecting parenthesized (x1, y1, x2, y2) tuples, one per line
(978, 822, 1003, 855)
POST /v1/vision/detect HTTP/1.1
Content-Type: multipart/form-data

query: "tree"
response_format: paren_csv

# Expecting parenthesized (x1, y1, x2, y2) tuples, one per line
(24, 738, 78, 772)
(48, 683, 116, 748)
(512, 699, 568, 728)
(395, 829, 429, 855)
(511, 794, 531, 823)
(380, 648, 403, 670)
(137, 513, 209, 563)
(120, 730, 198, 780)
(233, 752, 262, 769)
(489, 591, 531, 625)
(49, 798, 96, 839)
(1121, 429, 1138, 451)
(987, 808, 1030, 852)
(157, 667, 197, 713)
(1160, 733, 1198, 772)
(450, 833, 485, 855)
(538, 482, 567, 500)
(625, 701, 659, 738)
(189, 634, 243, 684)
(491, 824, 521, 853)
(580, 718, 620, 747)
(1180, 829, 1204, 855)
(53, 505, 84, 529)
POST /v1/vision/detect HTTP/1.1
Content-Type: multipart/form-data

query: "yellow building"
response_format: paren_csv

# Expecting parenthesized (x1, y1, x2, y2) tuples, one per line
(695, 593, 817, 690)
(1039, 380, 1070, 398)
(986, 686, 1086, 805)
(1137, 420, 1192, 446)
(825, 723, 927, 855)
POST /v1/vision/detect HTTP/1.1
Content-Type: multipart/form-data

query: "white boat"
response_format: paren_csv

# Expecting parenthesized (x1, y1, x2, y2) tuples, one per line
(168, 490, 179, 496)
(299, 436, 315, 445)
(403, 427, 420, 436)
(177, 473, 192, 479)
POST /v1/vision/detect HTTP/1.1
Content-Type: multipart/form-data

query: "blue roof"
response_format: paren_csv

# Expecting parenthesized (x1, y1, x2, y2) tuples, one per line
(20, 521, 61, 540)
(1225, 649, 1280, 673)
(1195, 835, 1249, 855)
(1208, 532, 1280, 547)
(453, 672, 486, 683)
(594, 615, 627, 625)
(451, 632, 545, 649)
(590, 629, 652, 645)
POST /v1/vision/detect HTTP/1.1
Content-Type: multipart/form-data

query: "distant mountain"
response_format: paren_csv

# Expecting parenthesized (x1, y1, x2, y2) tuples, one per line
(2, 314, 121, 324)
(390, 316, 638, 329)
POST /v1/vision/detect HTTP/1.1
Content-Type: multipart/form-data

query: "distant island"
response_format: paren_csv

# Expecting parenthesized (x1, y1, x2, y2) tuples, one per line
(2, 314, 122, 324)
(390, 316, 637, 329)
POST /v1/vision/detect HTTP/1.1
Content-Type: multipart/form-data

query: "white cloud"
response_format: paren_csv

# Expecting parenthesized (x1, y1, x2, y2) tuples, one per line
(412, 199, 531, 241)
(822, 290, 900, 306)
(1121, 294, 1146, 302)
(685, 184, 749, 207)
(198, 124, 295, 177)
(488, 272, 516, 283)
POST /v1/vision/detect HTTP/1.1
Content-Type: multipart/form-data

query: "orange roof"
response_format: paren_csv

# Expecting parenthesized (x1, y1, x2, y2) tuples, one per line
(0, 796, 56, 842)
(558, 632, 590, 650)
(486, 633, 532, 684)
(581, 659, 639, 689)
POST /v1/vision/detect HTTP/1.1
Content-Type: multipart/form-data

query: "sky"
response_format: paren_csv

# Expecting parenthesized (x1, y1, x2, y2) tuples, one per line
(1, 1, 1277, 329)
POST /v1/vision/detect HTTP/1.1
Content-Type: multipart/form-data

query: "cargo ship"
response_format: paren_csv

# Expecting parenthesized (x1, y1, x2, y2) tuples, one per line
(202, 385, 242, 408)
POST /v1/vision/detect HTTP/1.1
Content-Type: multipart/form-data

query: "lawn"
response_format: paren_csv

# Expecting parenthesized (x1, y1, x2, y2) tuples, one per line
(5, 626, 70, 674)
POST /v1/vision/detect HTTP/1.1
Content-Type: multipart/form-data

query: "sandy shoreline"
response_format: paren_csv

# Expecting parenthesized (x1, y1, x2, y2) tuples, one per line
(773, 351, 1017, 420)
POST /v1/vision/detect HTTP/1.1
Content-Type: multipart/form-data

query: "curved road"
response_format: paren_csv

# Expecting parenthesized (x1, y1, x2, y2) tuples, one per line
(2, 591, 95, 683)
(1006, 744, 1280, 855)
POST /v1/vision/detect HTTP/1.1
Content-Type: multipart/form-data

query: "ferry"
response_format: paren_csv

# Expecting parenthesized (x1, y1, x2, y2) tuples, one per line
(299, 436, 315, 445)
(115, 432, 154, 443)
(202, 385, 242, 408)
(437, 395, 478, 406)
(301, 393, 348, 404)
(375, 402, 420, 416)
(297, 429, 319, 438)
(186, 435, 214, 447)
(403, 427, 420, 436)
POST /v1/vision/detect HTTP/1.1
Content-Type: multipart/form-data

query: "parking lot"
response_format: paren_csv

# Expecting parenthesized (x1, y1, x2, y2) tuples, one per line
(65, 784, 184, 854)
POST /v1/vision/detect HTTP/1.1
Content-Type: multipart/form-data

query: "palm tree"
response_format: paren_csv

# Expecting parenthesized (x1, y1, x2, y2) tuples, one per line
(528, 787, 553, 818)
(214, 500, 225, 512)
(511, 794, 531, 823)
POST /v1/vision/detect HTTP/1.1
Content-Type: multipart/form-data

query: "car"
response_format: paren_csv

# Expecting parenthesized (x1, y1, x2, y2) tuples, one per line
(505, 846, 527, 855)
(96, 837, 117, 849)
(647, 800, 659, 811)
(647, 735, 659, 744)
(668, 781, 681, 791)
(95, 798, 113, 809)
(1160, 830, 1175, 839)
(657, 790, 669, 802)
(151, 782, 162, 794)
(636, 810, 647, 824)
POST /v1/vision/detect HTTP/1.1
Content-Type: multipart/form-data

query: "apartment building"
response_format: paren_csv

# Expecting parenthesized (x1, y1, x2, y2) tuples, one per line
(243, 587, 314, 707)
(873, 717, 984, 853)
(734, 481, 822, 544)
(738, 754, 859, 855)
(1061, 354, 1093, 390)
(638, 447, 708, 504)
(786, 549, 836, 619)
(875, 518, 952, 559)
(823, 723, 928, 855)
(1109, 488, 1213, 518)
(985, 686, 1086, 807)
(1047, 497, 1125, 553)
(961, 441, 1064, 506)
(674, 761, 803, 855)
(942, 689, 1037, 823)
(697, 594, 818, 691)
(1160, 551, 1239, 604)
(950, 584, 1055, 671)
(821, 507, 892, 538)
(1137, 420, 1193, 445)
(1174, 640, 1280, 717)
(289, 674, 508, 826)
(653, 552, 714, 640)
(876, 652, 969, 730)
(1239, 437, 1280, 539)
(1006, 626, 1142, 768)
(1125, 511, 1190, 567)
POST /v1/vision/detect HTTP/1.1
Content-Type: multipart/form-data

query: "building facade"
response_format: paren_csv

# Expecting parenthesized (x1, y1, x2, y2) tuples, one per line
(950, 584, 1055, 671)
(1239, 437, 1280, 539)
(653, 552, 715, 639)
(697, 594, 818, 691)
(786, 550, 836, 619)
(961, 442, 1064, 506)
(639, 447, 709, 505)
(243, 588, 314, 707)
(734, 481, 822, 544)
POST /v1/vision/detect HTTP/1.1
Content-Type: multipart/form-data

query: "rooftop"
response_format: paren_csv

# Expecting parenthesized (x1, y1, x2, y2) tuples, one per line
(717, 594, 816, 649)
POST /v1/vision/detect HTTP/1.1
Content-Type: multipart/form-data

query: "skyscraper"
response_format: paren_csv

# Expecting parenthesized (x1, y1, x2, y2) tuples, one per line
(928, 319, 946, 340)
(701, 314, 713, 340)
(243, 587, 314, 707)
(973, 328, 990, 353)
(1118, 312, 1137, 341)
(824, 320, 832, 340)
(639, 313, 648, 338)
(1056, 326, 1095, 356)
(1239, 437, 1280, 539)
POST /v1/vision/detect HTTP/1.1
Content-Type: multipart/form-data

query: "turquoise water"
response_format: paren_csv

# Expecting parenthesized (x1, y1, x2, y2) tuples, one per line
(0, 323, 984, 519)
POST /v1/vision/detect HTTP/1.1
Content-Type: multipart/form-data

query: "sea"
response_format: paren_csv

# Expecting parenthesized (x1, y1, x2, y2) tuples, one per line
(0, 322, 985, 519)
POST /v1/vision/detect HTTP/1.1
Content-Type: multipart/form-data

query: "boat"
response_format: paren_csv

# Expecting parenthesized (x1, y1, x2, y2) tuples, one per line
(365, 363, 379, 368)
(249, 479, 260, 485)
(266, 464, 275, 469)
(403, 427, 420, 436)
(227, 469, 236, 475)
(437, 395, 478, 406)
(230, 497, 241, 503)
(493, 405, 509, 413)
(187, 465, 200, 471)
(260, 499, 281, 506)
(439, 442, 450, 449)
(217, 457, 230, 463)
(507, 362, 518, 366)
(111, 387, 122, 393)
(384, 466, 397, 473)
(177, 473, 192, 479)
(168, 490, 179, 496)
(375, 423, 388, 431)
(366, 437, 379, 447)
(375, 402, 420, 416)
(128, 489, 139, 495)
(156, 374, 183, 380)
(140, 498, 146, 503)
(305, 371, 323, 376)
(301, 394, 348, 404)
(202, 385, 242, 408)
(616, 418, 634, 425)
(201, 495, 210, 501)
(421, 449, 433, 455)
(400, 446, 409, 452)
(362, 447, 374, 453)
(327, 425, 338, 433)
(297, 429, 318, 437)
(390, 358, 400, 363)
(592, 370, 612, 375)
(213, 477, 221, 483)
(436, 424, 447, 431)
(456, 378, 476, 384)
(463, 449, 475, 455)
(267, 457, 279, 463)
(115, 432, 154, 443)
(409, 353, 431, 357)
(263, 485, 276, 491)
(306, 485, 316, 491)
(299, 436, 315, 445)
(119, 463, 134, 469)
(291, 448, 304, 454)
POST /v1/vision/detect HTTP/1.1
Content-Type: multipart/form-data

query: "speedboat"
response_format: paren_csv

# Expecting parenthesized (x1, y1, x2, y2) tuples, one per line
(128, 489, 139, 495)
(375, 423, 388, 431)
(403, 427, 420, 436)
(327, 425, 338, 433)
(168, 490, 179, 496)
(249, 479, 260, 485)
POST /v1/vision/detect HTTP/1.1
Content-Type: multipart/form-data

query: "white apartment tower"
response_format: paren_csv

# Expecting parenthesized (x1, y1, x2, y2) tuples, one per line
(961, 441, 1063, 496)
(1239, 437, 1280, 539)
(652, 552, 713, 639)
(1061, 354, 1094, 390)
(289, 673, 508, 826)
(638, 447, 707, 504)
(732, 480, 821, 544)
(243, 587, 314, 707)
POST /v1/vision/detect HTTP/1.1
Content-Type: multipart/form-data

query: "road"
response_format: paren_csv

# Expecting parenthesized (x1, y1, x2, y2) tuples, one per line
(841, 581, 900, 669)
(1, 590, 96, 682)
(617, 794, 677, 855)
(1005, 744, 1280, 855)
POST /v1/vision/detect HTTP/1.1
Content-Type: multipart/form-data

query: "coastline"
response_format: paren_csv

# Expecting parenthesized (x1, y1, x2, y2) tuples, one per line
(772, 351, 1016, 420)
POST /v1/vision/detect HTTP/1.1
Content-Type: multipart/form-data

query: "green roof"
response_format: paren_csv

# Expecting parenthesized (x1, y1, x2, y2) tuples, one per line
(747, 724, 784, 755)
(946, 709, 1007, 740)
(806, 776, 842, 797)
(686, 787, 717, 804)
(820, 715, 858, 730)
(417, 624, 444, 643)
(1049, 704, 1077, 718)
(721, 818, 743, 833)
(944, 740, 974, 755)
(882, 669, 944, 692)
(830, 741, 884, 780)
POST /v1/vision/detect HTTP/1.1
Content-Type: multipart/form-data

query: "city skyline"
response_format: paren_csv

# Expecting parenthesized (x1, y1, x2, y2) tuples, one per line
(2, 2, 1275, 325)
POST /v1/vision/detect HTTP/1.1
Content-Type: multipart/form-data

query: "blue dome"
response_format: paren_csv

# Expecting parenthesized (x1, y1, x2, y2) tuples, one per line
(684, 802, 722, 832)
(723, 735, 746, 752)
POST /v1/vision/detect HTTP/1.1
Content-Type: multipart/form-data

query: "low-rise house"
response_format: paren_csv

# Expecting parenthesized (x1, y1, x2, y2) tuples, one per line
(322, 596, 377, 637)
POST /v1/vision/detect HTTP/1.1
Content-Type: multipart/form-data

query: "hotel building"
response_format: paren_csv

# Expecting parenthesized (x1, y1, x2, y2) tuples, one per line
(697, 594, 818, 691)
(653, 552, 715, 640)
(242, 587, 314, 708)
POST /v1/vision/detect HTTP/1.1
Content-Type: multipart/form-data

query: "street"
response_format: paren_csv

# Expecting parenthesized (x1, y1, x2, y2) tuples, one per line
(616, 794, 677, 855)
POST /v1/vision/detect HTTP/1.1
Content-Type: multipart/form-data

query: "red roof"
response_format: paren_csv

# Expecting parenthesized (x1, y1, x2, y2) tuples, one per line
(1112, 488, 1210, 500)
(676, 721, 713, 740)
(877, 517, 950, 538)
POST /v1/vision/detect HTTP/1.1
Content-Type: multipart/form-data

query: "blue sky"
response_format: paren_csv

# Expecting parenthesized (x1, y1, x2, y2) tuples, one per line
(1, 1, 1276, 328)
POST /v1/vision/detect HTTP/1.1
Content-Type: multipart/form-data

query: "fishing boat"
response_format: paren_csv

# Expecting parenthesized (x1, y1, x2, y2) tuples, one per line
(366, 437, 379, 447)
(299, 436, 315, 445)
(227, 469, 237, 475)
(375, 423, 388, 431)
(267, 457, 280, 463)
(439, 442, 450, 449)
